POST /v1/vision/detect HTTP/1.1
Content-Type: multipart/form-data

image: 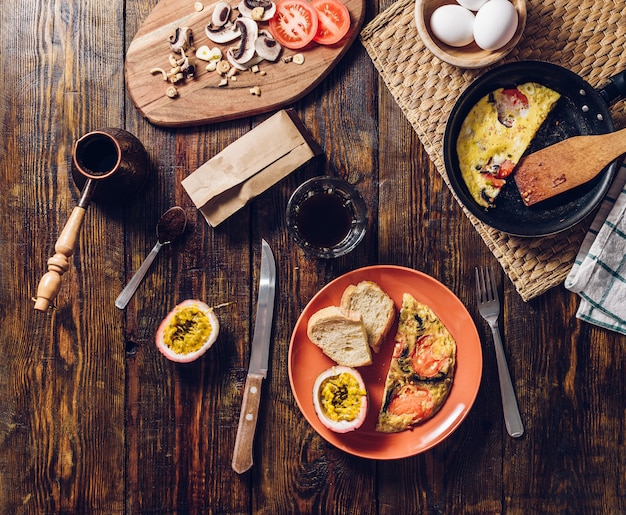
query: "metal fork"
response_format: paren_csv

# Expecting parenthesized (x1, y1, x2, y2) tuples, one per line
(475, 267, 524, 438)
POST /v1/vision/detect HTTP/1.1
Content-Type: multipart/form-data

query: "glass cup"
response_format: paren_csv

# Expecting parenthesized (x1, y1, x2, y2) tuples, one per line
(286, 176, 367, 258)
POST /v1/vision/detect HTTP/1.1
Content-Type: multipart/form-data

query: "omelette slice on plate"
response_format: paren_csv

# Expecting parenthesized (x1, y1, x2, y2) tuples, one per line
(376, 293, 456, 433)
(456, 82, 561, 208)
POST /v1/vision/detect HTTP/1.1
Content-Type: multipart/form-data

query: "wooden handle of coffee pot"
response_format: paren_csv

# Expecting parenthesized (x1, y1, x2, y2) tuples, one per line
(34, 206, 87, 311)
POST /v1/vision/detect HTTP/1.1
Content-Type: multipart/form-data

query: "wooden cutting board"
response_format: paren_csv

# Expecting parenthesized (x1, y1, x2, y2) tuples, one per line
(126, 0, 365, 127)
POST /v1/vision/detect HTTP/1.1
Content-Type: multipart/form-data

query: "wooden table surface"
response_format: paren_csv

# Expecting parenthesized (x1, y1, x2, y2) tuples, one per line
(2, 0, 625, 513)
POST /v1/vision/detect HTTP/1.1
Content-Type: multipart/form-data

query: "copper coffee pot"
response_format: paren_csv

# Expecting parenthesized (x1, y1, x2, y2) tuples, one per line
(33, 128, 150, 311)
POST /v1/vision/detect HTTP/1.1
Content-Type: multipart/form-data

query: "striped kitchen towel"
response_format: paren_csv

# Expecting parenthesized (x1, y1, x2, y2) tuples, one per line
(565, 162, 626, 336)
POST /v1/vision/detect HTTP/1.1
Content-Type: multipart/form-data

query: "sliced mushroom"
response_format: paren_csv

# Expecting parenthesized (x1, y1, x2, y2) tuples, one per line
(179, 58, 195, 77)
(239, 0, 274, 10)
(212, 1, 232, 27)
(172, 47, 195, 78)
(205, 21, 241, 44)
(227, 51, 264, 71)
(168, 27, 194, 54)
(255, 30, 281, 62)
(227, 18, 258, 65)
(238, 0, 276, 21)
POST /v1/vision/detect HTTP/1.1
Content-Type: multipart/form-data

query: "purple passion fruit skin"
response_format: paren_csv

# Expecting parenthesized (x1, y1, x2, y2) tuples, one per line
(312, 366, 368, 433)
(156, 300, 219, 363)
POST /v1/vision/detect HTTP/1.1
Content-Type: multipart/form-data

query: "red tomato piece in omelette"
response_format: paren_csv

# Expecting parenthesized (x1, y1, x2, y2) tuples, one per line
(411, 334, 452, 379)
(387, 384, 435, 424)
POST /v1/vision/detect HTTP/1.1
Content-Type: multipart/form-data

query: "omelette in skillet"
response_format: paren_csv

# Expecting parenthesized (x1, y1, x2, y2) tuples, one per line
(456, 82, 561, 208)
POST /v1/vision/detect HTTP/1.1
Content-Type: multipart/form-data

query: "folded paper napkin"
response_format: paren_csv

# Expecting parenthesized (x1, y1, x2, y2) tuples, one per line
(182, 109, 322, 227)
(565, 162, 626, 336)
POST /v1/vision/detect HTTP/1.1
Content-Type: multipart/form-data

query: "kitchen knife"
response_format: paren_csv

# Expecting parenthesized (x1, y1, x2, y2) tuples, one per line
(232, 239, 276, 474)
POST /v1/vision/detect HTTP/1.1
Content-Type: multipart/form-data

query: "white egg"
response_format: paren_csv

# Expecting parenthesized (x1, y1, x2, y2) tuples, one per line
(473, 0, 519, 50)
(457, 0, 488, 11)
(429, 5, 475, 48)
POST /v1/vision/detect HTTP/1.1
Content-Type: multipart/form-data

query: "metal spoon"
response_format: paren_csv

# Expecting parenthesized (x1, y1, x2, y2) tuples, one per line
(115, 206, 187, 309)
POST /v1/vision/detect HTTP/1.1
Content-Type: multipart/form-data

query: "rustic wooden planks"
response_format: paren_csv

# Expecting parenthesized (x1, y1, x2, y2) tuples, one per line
(1, 0, 626, 512)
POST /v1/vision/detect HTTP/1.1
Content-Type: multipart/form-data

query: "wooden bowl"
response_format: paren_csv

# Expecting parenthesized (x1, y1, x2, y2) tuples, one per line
(414, 0, 527, 69)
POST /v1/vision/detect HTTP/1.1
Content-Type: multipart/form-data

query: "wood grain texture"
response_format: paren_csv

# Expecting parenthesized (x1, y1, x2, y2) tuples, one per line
(1, 0, 626, 512)
(126, 0, 366, 126)
(514, 128, 626, 205)
(232, 373, 265, 473)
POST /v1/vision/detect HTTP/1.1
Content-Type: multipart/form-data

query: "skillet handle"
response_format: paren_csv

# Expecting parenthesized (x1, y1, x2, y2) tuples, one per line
(599, 70, 626, 105)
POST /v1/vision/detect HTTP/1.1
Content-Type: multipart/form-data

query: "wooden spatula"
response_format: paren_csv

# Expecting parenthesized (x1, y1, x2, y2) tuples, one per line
(513, 127, 626, 206)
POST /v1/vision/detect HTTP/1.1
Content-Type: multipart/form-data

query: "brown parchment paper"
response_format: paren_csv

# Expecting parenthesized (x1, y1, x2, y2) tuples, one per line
(182, 109, 323, 226)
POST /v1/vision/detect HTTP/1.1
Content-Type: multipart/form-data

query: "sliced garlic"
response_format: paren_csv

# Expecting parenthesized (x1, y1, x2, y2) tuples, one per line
(150, 68, 168, 81)
(216, 60, 231, 75)
(196, 45, 222, 62)
(251, 6, 265, 19)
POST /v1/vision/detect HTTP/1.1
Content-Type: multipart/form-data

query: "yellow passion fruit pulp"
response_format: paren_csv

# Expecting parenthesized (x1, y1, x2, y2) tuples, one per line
(156, 300, 219, 363)
(313, 366, 368, 433)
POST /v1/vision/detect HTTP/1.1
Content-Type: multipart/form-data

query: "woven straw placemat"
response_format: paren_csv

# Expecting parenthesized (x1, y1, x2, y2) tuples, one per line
(360, 0, 626, 301)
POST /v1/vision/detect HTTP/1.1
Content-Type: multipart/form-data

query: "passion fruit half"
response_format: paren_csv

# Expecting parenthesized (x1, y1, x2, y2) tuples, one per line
(312, 366, 368, 433)
(155, 299, 219, 363)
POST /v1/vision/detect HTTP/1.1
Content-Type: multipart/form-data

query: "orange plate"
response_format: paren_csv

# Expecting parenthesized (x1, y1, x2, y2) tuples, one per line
(288, 265, 482, 459)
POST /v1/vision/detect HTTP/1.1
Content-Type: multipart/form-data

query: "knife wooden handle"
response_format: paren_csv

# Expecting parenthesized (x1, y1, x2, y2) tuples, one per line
(232, 373, 264, 474)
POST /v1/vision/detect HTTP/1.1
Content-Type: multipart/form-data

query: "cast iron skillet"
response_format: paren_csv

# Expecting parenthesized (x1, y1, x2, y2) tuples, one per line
(444, 61, 626, 237)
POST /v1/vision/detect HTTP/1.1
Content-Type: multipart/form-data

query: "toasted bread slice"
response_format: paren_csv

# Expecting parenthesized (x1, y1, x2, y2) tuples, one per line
(340, 281, 396, 353)
(306, 306, 372, 367)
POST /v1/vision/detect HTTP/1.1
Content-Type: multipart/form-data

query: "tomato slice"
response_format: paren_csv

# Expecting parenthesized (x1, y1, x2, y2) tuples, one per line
(494, 159, 516, 179)
(488, 176, 506, 189)
(387, 384, 434, 423)
(268, 0, 319, 50)
(312, 0, 351, 45)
